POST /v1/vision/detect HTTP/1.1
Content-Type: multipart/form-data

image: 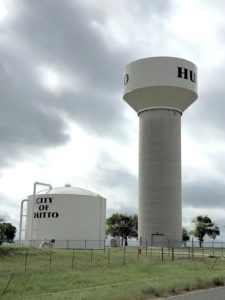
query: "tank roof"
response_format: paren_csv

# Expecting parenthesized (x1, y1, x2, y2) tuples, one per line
(30, 186, 101, 197)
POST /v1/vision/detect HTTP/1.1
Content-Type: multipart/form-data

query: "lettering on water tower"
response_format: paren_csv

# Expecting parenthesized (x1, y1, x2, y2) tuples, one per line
(177, 67, 197, 83)
(34, 197, 59, 219)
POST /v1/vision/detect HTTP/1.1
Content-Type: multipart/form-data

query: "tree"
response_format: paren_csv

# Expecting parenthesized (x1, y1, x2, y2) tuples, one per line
(132, 214, 138, 238)
(192, 215, 220, 247)
(0, 222, 17, 244)
(106, 213, 138, 246)
(182, 227, 190, 247)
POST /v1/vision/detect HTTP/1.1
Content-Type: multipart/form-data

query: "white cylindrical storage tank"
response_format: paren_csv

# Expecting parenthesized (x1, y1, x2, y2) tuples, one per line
(123, 57, 198, 246)
(25, 185, 106, 249)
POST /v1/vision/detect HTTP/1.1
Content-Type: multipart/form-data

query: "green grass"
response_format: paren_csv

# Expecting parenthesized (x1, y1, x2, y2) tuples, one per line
(0, 246, 225, 299)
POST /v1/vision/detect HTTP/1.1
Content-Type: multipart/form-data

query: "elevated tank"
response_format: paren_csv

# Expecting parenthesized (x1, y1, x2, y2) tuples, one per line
(123, 57, 198, 246)
(24, 184, 106, 249)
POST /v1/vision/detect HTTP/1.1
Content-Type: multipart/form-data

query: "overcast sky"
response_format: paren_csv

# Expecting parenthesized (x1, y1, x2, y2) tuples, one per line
(1, 0, 225, 240)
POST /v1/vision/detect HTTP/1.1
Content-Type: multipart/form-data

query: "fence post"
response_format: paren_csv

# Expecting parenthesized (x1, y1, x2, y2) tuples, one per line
(161, 247, 164, 262)
(90, 249, 93, 265)
(108, 248, 110, 265)
(222, 243, 224, 257)
(138, 247, 141, 262)
(172, 247, 174, 261)
(123, 247, 126, 265)
(145, 239, 147, 256)
(24, 250, 28, 273)
(71, 249, 75, 269)
(49, 250, 52, 272)
(212, 242, 214, 256)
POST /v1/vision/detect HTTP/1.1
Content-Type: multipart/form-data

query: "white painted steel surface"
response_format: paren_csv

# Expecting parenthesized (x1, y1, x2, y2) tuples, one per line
(25, 186, 106, 249)
(123, 57, 197, 113)
(123, 57, 198, 246)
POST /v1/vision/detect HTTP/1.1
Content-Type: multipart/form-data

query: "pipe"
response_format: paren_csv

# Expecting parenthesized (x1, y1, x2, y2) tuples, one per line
(30, 182, 52, 240)
(19, 199, 28, 242)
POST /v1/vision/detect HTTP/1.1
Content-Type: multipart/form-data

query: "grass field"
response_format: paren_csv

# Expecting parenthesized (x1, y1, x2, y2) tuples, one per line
(1, 246, 225, 299)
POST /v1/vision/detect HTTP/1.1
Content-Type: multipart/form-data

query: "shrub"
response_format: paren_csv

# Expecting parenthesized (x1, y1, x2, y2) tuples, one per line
(212, 276, 224, 286)
(142, 286, 161, 297)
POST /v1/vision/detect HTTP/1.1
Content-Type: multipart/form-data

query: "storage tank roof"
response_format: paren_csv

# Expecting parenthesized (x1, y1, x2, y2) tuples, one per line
(33, 186, 100, 197)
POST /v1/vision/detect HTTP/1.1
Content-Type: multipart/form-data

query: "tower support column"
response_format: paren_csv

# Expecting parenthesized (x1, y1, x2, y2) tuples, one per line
(138, 108, 182, 246)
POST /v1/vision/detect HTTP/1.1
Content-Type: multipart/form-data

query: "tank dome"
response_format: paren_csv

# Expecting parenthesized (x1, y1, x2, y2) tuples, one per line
(32, 186, 99, 197)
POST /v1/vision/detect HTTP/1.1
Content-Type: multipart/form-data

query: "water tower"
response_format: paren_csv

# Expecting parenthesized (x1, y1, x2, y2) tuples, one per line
(123, 57, 198, 246)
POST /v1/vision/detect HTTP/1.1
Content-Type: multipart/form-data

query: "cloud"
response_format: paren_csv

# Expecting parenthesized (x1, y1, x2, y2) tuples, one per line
(0, 192, 19, 226)
(183, 180, 225, 208)
(88, 150, 138, 211)
(0, 0, 175, 170)
(13, 0, 128, 91)
(0, 43, 69, 168)
(183, 64, 225, 141)
(0, 0, 132, 169)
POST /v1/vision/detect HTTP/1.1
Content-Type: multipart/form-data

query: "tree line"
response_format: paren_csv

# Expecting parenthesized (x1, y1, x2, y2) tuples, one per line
(107, 214, 220, 247)
(0, 213, 220, 247)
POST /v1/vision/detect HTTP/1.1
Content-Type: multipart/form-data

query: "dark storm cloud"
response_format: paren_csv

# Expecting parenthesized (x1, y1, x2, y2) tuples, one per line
(183, 180, 225, 208)
(0, 0, 129, 168)
(0, 0, 174, 169)
(13, 0, 127, 91)
(54, 90, 129, 139)
(0, 43, 69, 167)
(11, 0, 134, 137)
